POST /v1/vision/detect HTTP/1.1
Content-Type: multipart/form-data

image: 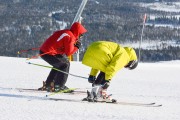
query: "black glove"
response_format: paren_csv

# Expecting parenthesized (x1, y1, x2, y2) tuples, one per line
(74, 41, 81, 49)
(101, 80, 110, 89)
(88, 75, 96, 83)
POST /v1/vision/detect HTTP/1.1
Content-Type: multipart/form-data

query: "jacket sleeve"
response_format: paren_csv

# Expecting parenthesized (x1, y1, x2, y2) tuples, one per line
(105, 51, 129, 80)
(64, 37, 78, 56)
(90, 68, 99, 76)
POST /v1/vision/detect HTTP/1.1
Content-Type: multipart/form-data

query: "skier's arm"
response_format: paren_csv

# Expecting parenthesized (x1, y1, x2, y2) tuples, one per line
(90, 68, 99, 76)
(64, 37, 78, 56)
(105, 52, 128, 80)
(88, 68, 99, 83)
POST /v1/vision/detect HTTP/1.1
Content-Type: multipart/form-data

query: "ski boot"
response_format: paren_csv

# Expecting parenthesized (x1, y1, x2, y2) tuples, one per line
(98, 89, 117, 103)
(54, 85, 72, 93)
(82, 85, 117, 103)
(46, 82, 55, 92)
(38, 81, 47, 91)
(54, 85, 61, 92)
(82, 85, 102, 102)
(82, 90, 94, 102)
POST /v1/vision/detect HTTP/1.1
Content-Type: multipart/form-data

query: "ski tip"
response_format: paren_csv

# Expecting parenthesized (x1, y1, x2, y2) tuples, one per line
(82, 98, 88, 101)
(112, 99, 117, 103)
(150, 102, 163, 107)
(26, 62, 31, 64)
(156, 104, 163, 107)
(148, 103, 162, 107)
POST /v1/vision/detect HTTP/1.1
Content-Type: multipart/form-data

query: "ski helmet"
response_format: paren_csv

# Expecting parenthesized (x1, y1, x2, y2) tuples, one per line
(125, 60, 138, 70)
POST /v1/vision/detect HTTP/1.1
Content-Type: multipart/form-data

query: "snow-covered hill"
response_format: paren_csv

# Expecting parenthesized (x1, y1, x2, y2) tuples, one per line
(139, 2, 180, 12)
(0, 56, 180, 120)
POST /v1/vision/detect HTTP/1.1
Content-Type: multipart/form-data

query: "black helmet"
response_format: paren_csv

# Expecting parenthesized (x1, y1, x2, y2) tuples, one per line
(125, 60, 138, 70)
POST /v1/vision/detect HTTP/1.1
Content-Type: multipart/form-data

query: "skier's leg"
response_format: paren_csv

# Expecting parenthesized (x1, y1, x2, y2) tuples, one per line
(39, 51, 61, 87)
(91, 72, 112, 101)
(94, 72, 105, 85)
(45, 69, 56, 85)
(53, 54, 70, 91)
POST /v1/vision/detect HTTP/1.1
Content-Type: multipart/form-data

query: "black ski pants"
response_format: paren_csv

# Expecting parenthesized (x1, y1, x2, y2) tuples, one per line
(94, 72, 107, 85)
(40, 51, 70, 87)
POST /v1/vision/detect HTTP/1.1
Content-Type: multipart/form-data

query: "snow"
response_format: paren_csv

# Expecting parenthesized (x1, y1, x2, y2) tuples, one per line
(123, 40, 180, 50)
(137, 2, 180, 28)
(139, 2, 180, 12)
(0, 56, 180, 120)
(48, 10, 68, 30)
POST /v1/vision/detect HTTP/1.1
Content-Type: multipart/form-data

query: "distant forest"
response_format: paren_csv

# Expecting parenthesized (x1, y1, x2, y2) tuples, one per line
(148, 16, 180, 25)
(0, 0, 180, 62)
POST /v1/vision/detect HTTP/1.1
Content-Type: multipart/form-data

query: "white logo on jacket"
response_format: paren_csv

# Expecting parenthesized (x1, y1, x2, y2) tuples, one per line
(57, 33, 70, 42)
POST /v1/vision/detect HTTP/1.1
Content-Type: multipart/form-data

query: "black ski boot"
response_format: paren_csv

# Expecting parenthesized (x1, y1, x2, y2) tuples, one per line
(38, 81, 46, 91)
(82, 90, 94, 102)
(54, 85, 72, 93)
(46, 82, 55, 92)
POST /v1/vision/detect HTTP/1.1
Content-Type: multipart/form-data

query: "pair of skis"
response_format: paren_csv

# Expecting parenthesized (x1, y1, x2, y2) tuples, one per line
(16, 88, 163, 107)
(0, 87, 162, 107)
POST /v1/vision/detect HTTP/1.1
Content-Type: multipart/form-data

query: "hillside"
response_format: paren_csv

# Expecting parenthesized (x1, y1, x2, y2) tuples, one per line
(0, 0, 180, 61)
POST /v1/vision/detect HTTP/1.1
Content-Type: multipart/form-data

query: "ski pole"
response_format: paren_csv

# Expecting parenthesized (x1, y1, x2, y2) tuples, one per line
(17, 47, 40, 54)
(26, 51, 52, 60)
(27, 62, 88, 79)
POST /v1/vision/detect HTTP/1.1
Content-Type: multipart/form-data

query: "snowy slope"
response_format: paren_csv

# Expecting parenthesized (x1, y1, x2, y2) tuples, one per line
(0, 56, 180, 120)
(139, 2, 180, 12)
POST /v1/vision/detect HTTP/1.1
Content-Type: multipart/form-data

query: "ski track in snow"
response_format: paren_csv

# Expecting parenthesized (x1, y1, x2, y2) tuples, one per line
(0, 56, 180, 120)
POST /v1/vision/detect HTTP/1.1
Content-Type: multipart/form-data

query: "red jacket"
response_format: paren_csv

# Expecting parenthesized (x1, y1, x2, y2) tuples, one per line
(40, 22, 87, 56)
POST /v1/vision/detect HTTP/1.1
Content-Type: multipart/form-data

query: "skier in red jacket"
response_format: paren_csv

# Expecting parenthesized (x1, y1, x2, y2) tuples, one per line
(38, 22, 87, 92)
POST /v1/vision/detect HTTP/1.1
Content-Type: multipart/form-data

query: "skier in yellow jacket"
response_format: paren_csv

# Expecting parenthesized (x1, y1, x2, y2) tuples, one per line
(82, 41, 138, 102)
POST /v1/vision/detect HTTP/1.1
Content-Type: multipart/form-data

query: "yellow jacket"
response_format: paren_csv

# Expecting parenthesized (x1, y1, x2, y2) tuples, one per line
(82, 41, 137, 80)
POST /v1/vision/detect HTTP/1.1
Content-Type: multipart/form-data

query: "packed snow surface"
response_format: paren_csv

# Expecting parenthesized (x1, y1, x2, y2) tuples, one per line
(0, 56, 180, 120)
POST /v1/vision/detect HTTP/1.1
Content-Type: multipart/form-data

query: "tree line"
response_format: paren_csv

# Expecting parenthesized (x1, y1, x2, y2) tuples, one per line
(0, 0, 180, 62)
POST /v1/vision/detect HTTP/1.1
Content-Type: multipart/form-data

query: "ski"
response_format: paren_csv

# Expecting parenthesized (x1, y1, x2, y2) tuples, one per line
(46, 88, 78, 97)
(18, 88, 44, 92)
(19, 88, 87, 95)
(87, 101, 162, 107)
(46, 97, 162, 107)
(0, 87, 40, 91)
(81, 96, 162, 107)
(107, 101, 162, 107)
(0, 87, 87, 95)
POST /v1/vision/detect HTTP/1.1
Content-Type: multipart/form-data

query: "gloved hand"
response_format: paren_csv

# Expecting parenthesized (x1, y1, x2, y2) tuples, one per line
(88, 75, 96, 83)
(101, 80, 110, 89)
(74, 41, 81, 49)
